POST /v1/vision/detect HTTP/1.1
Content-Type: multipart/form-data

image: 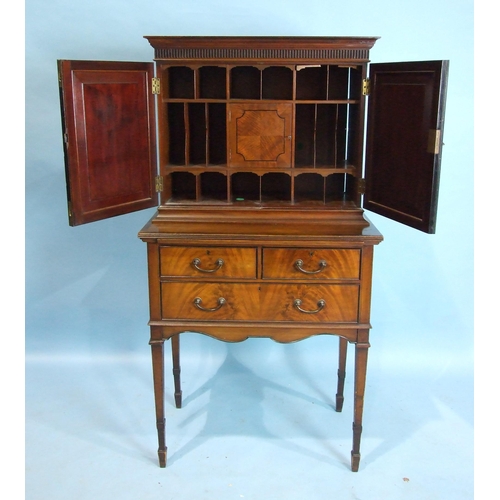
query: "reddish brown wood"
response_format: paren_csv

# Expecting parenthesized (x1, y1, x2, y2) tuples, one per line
(262, 248, 361, 280)
(141, 220, 382, 471)
(58, 60, 157, 225)
(139, 36, 387, 471)
(229, 103, 293, 168)
(171, 334, 182, 409)
(351, 335, 370, 472)
(159, 246, 257, 278)
(58, 36, 449, 472)
(150, 338, 166, 467)
(336, 337, 348, 412)
(364, 61, 449, 233)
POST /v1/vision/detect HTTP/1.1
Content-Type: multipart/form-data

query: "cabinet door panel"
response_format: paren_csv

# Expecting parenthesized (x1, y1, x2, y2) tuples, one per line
(58, 60, 157, 225)
(364, 60, 448, 233)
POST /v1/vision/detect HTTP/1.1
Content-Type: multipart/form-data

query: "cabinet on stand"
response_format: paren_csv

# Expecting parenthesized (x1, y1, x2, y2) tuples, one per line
(58, 36, 448, 471)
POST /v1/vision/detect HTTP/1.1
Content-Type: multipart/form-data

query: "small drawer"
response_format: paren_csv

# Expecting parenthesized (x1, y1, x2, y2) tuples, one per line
(160, 246, 257, 278)
(260, 284, 359, 323)
(262, 248, 360, 280)
(161, 282, 260, 321)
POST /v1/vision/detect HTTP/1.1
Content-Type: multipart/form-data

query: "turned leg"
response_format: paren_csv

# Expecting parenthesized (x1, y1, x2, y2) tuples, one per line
(171, 334, 182, 408)
(336, 337, 348, 412)
(351, 338, 370, 472)
(150, 339, 167, 467)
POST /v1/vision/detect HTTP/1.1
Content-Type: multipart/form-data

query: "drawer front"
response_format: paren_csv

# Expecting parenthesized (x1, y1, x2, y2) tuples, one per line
(262, 248, 360, 280)
(260, 284, 359, 322)
(160, 246, 257, 278)
(161, 282, 358, 323)
(161, 282, 260, 320)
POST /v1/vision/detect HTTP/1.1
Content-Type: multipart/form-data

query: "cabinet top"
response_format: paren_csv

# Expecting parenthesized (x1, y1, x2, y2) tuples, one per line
(144, 36, 380, 62)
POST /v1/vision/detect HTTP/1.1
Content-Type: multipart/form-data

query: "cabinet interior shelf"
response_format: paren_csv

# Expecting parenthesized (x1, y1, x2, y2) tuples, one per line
(160, 62, 362, 206)
(168, 170, 355, 204)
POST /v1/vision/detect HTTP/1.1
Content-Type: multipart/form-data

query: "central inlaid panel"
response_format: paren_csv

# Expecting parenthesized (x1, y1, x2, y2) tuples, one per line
(229, 103, 293, 168)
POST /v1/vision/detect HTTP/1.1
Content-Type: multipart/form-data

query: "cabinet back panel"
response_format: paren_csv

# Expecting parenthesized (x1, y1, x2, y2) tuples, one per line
(199, 66, 227, 99)
(230, 66, 261, 99)
(171, 172, 197, 201)
(262, 66, 293, 100)
(208, 103, 227, 165)
(188, 104, 207, 165)
(167, 103, 186, 165)
(168, 66, 195, 98)
(200, 172, 227, 201)
(231, 172, 261, 201)
(261, 173, 291, 201)
(296, 66, 328, 100)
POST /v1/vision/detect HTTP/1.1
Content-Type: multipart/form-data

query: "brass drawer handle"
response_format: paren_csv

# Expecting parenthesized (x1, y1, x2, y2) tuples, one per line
(192, 258, 224, 273)
(193, 297, 226, 312)
(294, 259, 327, 274)
(293, 298, 326, 314)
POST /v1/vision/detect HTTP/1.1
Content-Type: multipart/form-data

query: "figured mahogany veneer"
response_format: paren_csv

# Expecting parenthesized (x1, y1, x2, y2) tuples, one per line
(159, 246, 257, 278)
(262, 248, 361, 279)
(59, 35, 448, 473)
(140, 215, 383, 472)
(229, 103, 293, 168)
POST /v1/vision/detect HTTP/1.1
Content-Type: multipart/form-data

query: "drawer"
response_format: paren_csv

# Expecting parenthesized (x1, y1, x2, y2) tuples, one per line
(259, 284, 359, 322)
(262, 248, 360, 280)
(160, 246, 257, 278)
(161, 282, 358, 323)
(161, 282, 260, 320)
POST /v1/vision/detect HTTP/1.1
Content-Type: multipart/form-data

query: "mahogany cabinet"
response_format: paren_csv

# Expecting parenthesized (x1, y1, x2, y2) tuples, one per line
(58, 36, 448, 471)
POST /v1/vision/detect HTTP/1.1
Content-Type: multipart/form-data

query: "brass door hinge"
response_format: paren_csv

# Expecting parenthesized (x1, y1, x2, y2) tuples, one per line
(68, 201, 73, 219)
(427, 129, 441, 154)
(155, 175, 164, 192)
(152, 77, 161, 95)
(362, 78, 370, 96)
(357, 178, 366, 195)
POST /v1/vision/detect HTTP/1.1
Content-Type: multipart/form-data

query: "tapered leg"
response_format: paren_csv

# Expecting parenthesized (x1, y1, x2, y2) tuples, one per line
(150, 339, 167, 467)
(336, 337, 348, 412)
(351, 339, 370, 472)
(171, 334, 182, 408)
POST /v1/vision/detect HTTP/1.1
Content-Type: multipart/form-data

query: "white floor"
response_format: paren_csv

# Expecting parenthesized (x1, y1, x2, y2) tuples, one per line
(26, 335, 473, 500)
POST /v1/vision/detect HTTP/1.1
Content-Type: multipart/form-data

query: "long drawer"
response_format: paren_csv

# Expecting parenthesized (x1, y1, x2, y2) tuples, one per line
(160, 246, 257, 278)
(262, 248, 361, 280)
(160, 282, 359, 323)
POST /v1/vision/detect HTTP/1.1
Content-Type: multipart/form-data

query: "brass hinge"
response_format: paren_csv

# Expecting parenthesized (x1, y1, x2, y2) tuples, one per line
(152, 77, 161, 95)
(362, 78, 370, 96)
(427, 129, 441, 154)
(155, 175, 164, 192)
(68, 201, 73, 219)
(357, 178, 366, 195)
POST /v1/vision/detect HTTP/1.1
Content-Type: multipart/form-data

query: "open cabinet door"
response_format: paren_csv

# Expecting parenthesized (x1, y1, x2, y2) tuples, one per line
(364, 60, 448, 233)
(58, 60, 158, 226)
